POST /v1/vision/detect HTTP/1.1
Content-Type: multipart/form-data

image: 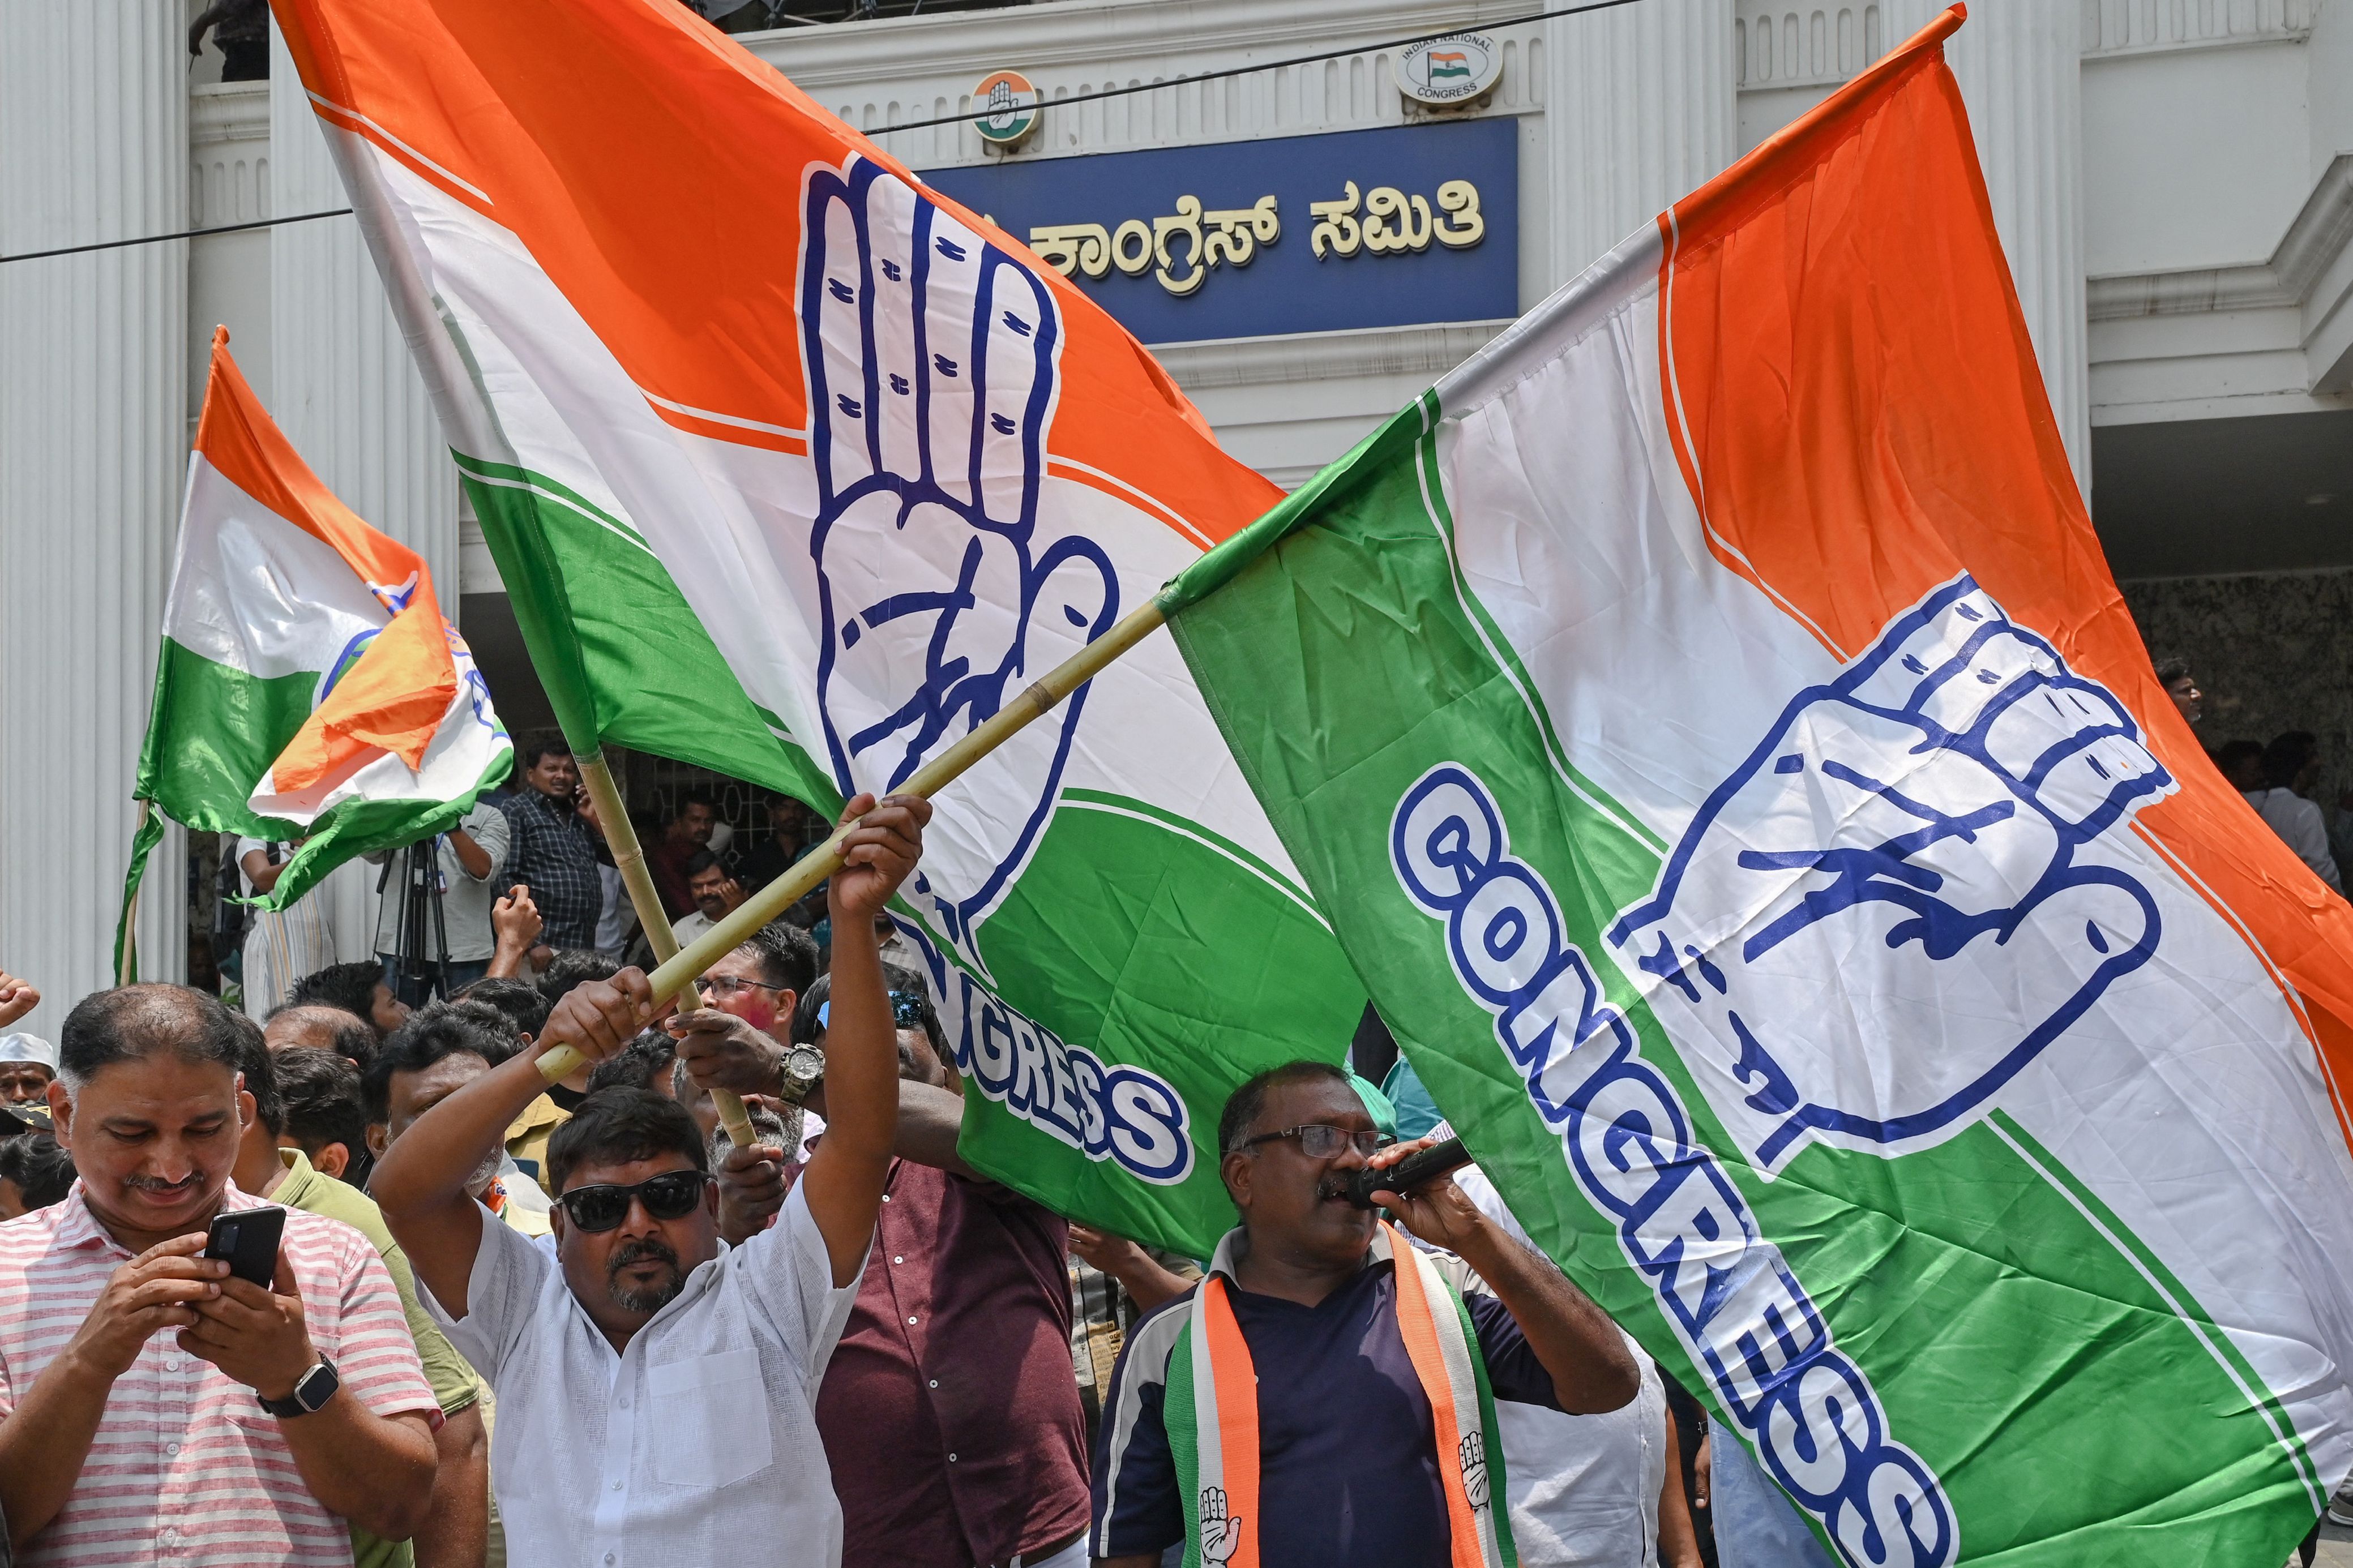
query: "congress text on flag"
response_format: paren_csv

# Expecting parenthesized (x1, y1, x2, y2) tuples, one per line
(1166, 8, 2353, 1563)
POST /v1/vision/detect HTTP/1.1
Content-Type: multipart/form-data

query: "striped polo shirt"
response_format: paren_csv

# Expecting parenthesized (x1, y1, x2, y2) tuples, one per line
(0, 1181, 440, 1566)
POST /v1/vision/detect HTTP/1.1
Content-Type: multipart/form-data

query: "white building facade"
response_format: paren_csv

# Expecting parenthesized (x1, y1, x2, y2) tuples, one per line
(1, 0, 2347, 1033)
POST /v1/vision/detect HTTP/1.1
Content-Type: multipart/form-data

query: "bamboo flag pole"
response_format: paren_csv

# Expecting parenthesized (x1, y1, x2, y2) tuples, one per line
(571, 749, 760, 1147)
(533, 594, 1173, 1086)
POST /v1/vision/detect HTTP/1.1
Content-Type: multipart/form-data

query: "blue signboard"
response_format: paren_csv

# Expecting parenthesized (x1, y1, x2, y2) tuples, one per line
(920, 117, 1517, 345)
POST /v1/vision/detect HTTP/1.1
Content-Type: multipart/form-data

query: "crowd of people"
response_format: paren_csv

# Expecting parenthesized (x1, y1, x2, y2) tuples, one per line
(2158, 659, 2353, 895)
(0, 748, 1759, 1568)
(4, 678, 2350, 1567)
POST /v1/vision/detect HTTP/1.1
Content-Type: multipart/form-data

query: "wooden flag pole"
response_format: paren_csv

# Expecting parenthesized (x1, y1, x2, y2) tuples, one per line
(534, 594, 1173, 1086)
(571, 749, 760, 1147)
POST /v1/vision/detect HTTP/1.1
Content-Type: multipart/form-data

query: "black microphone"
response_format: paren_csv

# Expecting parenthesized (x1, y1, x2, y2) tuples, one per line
(1343, 1136, 1471, 1209)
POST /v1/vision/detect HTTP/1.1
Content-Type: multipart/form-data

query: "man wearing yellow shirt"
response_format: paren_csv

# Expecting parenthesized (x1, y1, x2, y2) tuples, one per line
(229, 1031, 490, 1567)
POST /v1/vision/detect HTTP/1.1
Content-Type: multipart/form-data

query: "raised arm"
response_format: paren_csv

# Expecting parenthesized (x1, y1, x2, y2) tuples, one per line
(1370, 1139, 1638, 1415)
(485, 884, 541, 980)
(242, 846, 287, 896)
(799, 792, 930, 1284)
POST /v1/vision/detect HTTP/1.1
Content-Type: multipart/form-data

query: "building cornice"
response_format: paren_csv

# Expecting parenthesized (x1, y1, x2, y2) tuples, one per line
(748, 0, 1542, 91)
(2088, 155, 2353, 321)
(191, 80, 268, 146)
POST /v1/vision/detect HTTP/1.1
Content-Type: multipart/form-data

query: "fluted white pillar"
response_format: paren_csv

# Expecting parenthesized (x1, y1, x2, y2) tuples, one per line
(1886, 0, 2089, 489)
(1542, 0, 1738, 292)
(270, 25, 462, 962)
(0, 2, 189, 1029)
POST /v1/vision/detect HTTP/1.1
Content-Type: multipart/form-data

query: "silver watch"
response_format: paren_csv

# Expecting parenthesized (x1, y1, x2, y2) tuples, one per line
(777, 1044, 825, 1106)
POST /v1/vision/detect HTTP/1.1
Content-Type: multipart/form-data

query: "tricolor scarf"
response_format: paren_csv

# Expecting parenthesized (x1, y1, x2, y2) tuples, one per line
(1165, 1223, 1516, 1567)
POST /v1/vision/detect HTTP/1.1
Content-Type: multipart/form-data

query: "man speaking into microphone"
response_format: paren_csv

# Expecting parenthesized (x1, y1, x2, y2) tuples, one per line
(1089, 1060, 1637, 1568)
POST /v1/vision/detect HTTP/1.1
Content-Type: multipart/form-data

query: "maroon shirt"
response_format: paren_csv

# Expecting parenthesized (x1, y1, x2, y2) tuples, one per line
(814, 1159, 1090, 1567)
(648, 836, 700, 918)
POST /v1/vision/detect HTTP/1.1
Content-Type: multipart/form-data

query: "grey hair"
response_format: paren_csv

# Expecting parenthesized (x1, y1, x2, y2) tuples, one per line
(58, 986, 243, 1098)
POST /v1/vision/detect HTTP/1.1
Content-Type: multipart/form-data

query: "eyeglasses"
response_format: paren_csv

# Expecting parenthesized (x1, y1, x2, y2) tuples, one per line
(555, 1170, 713, 1233)
(1240, 1124, 1392, 1160)
(813, 991, 930, 1030)
(693, 975, 786, 999)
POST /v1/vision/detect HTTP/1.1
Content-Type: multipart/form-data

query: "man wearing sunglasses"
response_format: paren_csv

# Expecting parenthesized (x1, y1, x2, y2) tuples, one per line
(370, 791, 931, 1568)
(1089, 1059, 1640, 1568)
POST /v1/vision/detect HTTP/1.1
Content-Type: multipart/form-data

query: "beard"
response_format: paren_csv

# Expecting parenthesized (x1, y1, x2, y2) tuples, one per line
(709, 1100, 798, 1169)
(606, 1236, 687, 1314)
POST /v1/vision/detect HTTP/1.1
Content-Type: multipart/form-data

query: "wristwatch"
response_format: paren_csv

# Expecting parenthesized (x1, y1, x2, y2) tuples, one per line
(776, 1043, 825, 1106)
(258, 1357, 340, 1419)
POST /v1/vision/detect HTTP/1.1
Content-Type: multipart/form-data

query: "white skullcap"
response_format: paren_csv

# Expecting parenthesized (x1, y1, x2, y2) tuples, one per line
(0, 1034, 57, 1070)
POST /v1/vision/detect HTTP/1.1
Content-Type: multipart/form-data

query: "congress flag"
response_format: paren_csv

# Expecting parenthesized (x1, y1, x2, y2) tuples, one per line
(121, 331, 509, 975)
(1169, 9, 2353, 1563)
(268, 0, 1366, 1254)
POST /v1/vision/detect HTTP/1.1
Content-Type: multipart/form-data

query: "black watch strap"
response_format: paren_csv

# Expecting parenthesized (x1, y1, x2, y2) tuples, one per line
(258, 1356, 339, 1418)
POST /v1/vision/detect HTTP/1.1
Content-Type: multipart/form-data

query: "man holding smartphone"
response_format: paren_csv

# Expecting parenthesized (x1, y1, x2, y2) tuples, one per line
(0, 984, 440, 1564)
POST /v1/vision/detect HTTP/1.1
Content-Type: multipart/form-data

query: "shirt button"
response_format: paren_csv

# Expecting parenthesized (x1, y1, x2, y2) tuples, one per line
(166, 1442, 181, 1456)
(928, 1379, 940, 1389)
(618, 1398, 630, 1410)
(892, 1256, 904, 1264)
(948, 1453, 959, 1463)
(163, 1359, 180, 1372)
(604, 1556, 616, 1566)
(161, 1528, 179, 1544)
(907, 1316, 918, 1325)
(881, 1194, 891, 1202)
(611, 1480, 623, 1491)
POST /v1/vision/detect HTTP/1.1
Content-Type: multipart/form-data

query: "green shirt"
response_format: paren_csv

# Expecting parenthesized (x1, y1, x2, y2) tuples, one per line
(272, 1148, 481, 1568)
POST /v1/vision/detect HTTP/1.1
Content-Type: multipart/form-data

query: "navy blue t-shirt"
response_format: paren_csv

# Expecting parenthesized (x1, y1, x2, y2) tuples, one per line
(1089, 1257, 1563, 1564)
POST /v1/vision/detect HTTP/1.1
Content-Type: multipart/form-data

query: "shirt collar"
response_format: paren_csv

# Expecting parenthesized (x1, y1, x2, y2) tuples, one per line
(54, 1178, 268, 1256)
(1207, 1222, 1393, 1284)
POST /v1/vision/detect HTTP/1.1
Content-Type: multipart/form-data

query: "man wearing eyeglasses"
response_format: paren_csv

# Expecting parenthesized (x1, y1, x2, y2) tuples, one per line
(369, 791, 931, 1568)
(1089, 1059, 1640, 1568)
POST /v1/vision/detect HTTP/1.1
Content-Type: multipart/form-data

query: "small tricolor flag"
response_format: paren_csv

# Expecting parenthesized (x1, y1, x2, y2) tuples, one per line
(118, 331, 509, 978)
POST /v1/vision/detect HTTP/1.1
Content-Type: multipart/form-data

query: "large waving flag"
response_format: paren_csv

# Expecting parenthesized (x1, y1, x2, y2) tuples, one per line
(120, 331, 509, 975)
(268, 0, 1366, 1253)
(1169, 9, 2353, 1563)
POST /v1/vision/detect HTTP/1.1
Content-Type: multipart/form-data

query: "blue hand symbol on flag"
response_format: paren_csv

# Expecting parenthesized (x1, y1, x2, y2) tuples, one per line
(1608, 577, 2175, 1169)
(801, 160, 1119, 964)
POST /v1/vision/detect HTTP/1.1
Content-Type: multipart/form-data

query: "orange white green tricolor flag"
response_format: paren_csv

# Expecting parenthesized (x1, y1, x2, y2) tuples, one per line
(1164, 7, 2353, 1565)
(119, 332, 509, 975)
(269, 0, 1367, 1256)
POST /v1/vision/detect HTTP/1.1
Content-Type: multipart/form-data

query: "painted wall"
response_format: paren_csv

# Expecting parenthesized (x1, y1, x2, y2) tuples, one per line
(2082, 39, 2311, 279)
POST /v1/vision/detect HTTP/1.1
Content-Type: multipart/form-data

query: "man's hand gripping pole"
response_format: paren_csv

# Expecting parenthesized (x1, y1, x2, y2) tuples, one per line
(532, 597, 1174, 1134)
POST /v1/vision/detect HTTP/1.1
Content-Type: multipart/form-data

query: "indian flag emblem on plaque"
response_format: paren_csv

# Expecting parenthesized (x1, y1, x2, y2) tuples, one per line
(1397, 33, 1500, 106)
(972, 69, 1040, 148)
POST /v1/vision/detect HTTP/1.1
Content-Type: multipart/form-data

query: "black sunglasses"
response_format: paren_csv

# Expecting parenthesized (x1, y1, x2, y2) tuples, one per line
(556, 1170, 713, 1233)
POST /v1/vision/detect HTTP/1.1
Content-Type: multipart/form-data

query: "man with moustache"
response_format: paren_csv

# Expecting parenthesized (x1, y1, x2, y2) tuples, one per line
(370, 792, 930, 1568)
(1090, 1060, 1640, 1568)
(362, 1004, 552, 1239)
(0, 984, 439, 1564)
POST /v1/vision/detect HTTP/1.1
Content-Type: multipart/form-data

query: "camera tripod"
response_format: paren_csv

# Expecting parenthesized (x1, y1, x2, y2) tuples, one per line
(379, 836, 454, 1009)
